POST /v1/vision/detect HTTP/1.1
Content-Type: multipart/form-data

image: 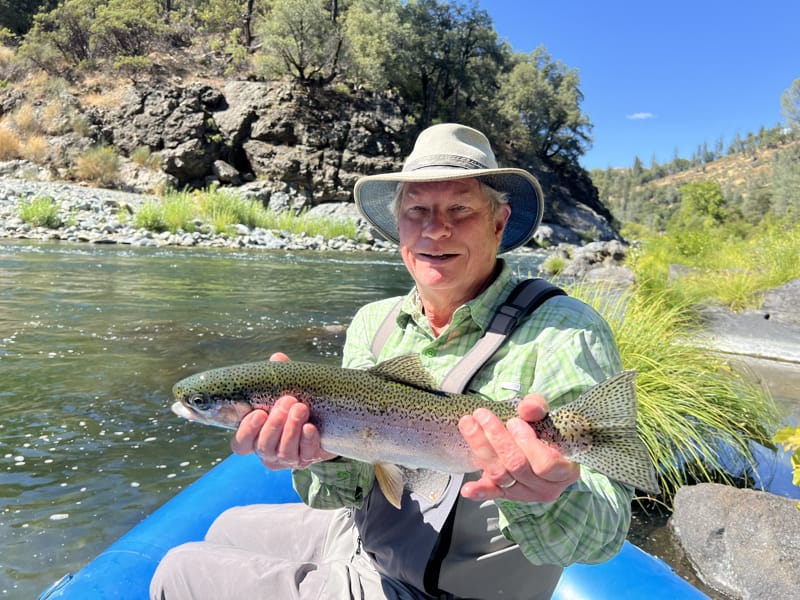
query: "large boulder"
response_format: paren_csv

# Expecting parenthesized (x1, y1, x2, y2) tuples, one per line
(670, 483, 800, 599)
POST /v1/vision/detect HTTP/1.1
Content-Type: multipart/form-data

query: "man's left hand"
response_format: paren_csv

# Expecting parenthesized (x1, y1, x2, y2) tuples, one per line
(457, 393, 580, 503)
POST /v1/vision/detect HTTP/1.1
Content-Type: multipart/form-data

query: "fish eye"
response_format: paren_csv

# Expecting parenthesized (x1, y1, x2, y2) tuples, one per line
(187, 394, 212, 411)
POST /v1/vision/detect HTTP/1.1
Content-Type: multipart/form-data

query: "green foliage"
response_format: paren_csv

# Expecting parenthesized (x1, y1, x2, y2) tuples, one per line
(390, 0, 505, 129)
(573, 283, 781, 505)
(781, 77, 800, 130)
(628, 219, 800, 312)
(773, 425, 800, 506)
(254, 0, 343, 84)
(670, 180, 726, 231)
(499, 47, 592, 164)
(341, 0, 407, 89)
(18, 0, 102, 69)
(18, 194, 62, 228)
(0, 0, 56, 35)
(130, 187, 360, 239)
(132, 198, 167, 232)
(90, 0, 165, 58)
(540, 254, 566, 275)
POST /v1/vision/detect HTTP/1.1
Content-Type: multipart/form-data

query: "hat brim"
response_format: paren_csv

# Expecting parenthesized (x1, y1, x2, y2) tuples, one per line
(353, 168, 544, 253)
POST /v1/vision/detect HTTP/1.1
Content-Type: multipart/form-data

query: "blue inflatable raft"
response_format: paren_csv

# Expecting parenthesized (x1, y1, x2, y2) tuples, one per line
(39, 452, 715, 600)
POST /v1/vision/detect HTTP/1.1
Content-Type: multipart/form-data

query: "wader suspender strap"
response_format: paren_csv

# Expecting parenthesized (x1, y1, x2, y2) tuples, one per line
(370, 278, 567, 394)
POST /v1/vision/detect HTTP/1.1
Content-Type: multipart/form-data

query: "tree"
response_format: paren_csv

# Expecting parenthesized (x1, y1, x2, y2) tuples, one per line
(672, 180, 726, 231)
(254, 0, 343, 85)
(341, 0, 408, 89)
(0, 0, 57, 35)
(781, 78, 800, 130)
(389, 0, 504, 129)
(498, 47, 592, 166)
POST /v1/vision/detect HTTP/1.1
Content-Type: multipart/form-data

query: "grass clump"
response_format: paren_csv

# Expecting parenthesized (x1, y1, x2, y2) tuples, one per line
(128, 187, 361, 241)
(18, 195, 62, 228)
(132, 199, 167, 232)
(0, 126, 20, 160)
(74, 146, 121, 187)
(540, 254, 566, 276)
(197, 188, 269, 233)
(571, 283, 781, 506)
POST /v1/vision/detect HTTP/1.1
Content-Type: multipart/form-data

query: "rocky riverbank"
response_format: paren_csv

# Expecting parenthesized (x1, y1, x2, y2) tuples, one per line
(0, 176, 396, 252)
(0, 176, 628, 273)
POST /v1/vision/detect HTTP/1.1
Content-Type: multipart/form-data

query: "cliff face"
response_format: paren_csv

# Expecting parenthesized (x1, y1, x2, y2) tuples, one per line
(3, 78, 620, 244)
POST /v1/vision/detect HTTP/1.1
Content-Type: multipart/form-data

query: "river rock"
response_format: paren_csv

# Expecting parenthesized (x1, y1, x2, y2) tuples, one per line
(670, 483, 800, 599)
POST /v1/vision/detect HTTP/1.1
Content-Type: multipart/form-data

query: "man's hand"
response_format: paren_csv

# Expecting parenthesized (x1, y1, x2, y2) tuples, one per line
(457, 393, 580, 503)
(230, 352, 337, 469)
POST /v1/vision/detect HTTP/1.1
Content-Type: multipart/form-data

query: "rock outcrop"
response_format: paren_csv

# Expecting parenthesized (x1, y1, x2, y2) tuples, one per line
(670, 483, 800, 599)
(89, 79, 618, 244)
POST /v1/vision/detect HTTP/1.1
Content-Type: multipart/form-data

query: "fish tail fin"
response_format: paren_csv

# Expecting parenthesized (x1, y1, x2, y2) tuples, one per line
(374, 463, 404, 509)
(565, 371, 661, 494)
(577, 437, 662, 494)
(567, 370, 639, 428)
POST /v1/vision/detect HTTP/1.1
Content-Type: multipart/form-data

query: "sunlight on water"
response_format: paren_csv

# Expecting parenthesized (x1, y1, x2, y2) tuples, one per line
(0, 240, 458, 598)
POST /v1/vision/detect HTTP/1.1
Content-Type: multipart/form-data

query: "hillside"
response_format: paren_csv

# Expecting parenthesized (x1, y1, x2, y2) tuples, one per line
(648, 143, 794, 195)
(595, 135, 799, 229)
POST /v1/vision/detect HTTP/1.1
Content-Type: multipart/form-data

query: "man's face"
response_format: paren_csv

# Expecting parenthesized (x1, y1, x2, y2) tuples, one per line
(397, 178, 511, 303)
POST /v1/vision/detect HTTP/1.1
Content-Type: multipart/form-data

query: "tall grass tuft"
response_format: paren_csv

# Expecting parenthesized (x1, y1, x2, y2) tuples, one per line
(0, 126, 20, 160)
(74, 146, 121, 187)
(197, 188, 269, 233)
(571, 283, 780, 505)
(18, 195, 62, 228)
(133, 199, 167, 232)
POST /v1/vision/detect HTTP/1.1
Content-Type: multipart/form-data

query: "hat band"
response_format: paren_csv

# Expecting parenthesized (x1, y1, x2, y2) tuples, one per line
(403, 153, 493, 172)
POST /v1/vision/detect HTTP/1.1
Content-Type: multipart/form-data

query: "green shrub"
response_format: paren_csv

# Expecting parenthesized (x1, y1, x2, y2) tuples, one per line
(18, 196, 62, 228)
(774, 425, 800, 508)
(133, 199, 166, 232)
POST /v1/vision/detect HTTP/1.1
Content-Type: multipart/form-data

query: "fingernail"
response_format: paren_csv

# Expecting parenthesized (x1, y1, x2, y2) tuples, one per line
(459, 416, 478, 435)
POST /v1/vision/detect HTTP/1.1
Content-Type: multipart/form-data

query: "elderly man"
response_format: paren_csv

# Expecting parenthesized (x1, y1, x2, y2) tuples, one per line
(151, 124, 633, 600)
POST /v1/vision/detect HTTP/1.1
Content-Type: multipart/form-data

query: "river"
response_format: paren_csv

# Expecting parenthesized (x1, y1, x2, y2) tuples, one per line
(1, 239, 795, 599)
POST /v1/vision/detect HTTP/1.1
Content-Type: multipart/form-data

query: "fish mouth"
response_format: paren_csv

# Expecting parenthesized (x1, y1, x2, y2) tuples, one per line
(171, 401, 201, 422)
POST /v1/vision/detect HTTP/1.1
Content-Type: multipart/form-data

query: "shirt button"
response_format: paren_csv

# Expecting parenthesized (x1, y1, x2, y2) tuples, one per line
(423, 348, 435, 357)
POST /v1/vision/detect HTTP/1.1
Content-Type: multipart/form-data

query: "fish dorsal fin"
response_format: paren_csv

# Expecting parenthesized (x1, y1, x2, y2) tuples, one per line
(367, 354, 443, 393)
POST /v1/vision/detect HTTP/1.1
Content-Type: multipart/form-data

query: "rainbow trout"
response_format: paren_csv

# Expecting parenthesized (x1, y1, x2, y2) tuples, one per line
(171, 354, 661, 507)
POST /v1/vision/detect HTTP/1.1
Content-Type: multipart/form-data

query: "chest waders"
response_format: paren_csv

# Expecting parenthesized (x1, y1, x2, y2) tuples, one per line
(356, 278, 567, 600)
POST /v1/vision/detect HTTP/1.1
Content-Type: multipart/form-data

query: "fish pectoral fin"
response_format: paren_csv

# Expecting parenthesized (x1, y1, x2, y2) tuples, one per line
(374, 463, 405, 509)
(401, 467, 452, 504)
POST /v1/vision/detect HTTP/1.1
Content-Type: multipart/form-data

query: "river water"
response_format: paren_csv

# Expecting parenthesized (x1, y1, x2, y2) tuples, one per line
(1, 240, 795, 599)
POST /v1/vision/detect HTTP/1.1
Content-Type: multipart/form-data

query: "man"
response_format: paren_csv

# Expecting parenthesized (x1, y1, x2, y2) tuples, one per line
(151, 123, 633, 599)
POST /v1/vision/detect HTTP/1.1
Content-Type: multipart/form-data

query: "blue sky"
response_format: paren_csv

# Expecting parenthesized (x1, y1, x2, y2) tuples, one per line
(479, 0, 800, 170)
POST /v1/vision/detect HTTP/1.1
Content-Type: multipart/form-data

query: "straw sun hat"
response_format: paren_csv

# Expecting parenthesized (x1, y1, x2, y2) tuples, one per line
(353, 123, 544, 254)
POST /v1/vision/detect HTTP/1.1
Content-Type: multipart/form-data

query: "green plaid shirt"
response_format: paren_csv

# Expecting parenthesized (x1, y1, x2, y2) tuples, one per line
(293, 261, 633, 566)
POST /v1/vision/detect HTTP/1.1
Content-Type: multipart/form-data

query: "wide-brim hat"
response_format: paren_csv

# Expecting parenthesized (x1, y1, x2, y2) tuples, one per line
(353, 123, 544, 253)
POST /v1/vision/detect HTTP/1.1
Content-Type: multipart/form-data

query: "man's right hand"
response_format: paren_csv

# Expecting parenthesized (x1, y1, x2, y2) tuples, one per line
(230, 352, 337, 470)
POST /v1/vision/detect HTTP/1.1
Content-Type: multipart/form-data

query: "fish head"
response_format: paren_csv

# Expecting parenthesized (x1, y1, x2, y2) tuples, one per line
(171, 364, 274, 430)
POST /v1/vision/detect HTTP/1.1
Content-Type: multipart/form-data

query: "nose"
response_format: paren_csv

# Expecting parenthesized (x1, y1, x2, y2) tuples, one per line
(422, 209, 451, 239)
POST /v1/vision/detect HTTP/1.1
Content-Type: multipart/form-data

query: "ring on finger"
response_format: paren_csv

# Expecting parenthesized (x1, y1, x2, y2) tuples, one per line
(499, 478, 518, 489)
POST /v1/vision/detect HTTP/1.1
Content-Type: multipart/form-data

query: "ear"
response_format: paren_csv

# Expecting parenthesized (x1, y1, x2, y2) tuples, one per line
(494, 203, 512, 240)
